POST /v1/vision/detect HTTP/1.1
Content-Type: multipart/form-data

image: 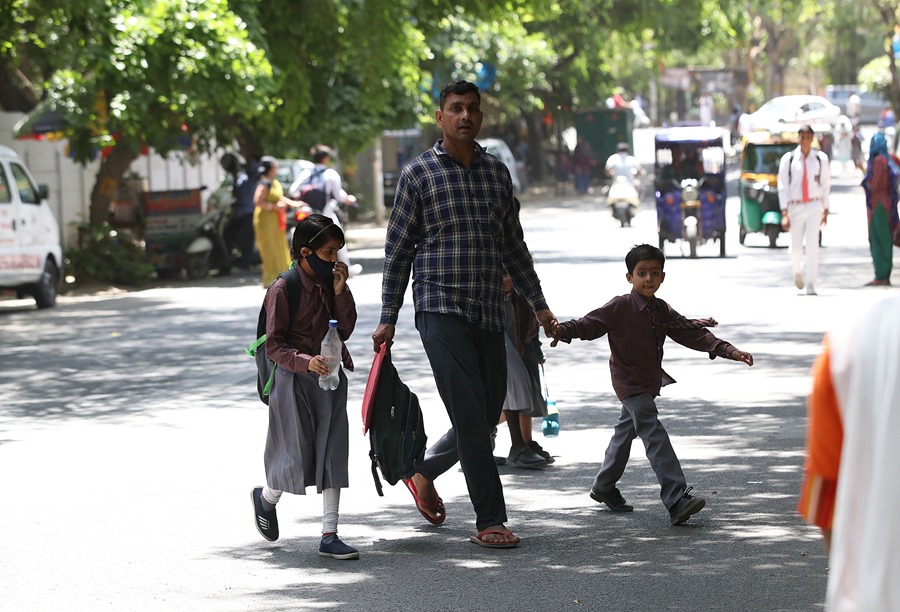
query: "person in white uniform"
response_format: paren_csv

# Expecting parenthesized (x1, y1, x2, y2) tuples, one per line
(777, 125, 831, 295)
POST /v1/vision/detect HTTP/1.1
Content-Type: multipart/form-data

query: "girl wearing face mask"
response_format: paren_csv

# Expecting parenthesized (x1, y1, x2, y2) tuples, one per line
(250, 214, 360, 559)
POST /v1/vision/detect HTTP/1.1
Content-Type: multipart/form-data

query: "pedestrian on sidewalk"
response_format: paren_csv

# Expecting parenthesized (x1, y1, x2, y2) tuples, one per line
(777, 125, 831, 296)
(797, 293, 900, 609)
(860, 132, 899, 286)
(372, 80, 557, 549)
(573, 136, 594, 195)
(549, 244, 753, 525)
(253, 157, 296, 287)
(250, 214, 360, 560)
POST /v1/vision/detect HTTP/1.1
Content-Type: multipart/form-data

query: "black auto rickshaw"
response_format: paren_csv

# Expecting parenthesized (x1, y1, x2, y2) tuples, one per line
(654, 128, 727, 258)
(737, 130, 796, 248)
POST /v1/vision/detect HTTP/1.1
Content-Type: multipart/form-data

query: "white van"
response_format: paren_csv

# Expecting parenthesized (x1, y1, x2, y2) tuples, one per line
(0, 145, 63, 307)
(478, 138, 523, 195)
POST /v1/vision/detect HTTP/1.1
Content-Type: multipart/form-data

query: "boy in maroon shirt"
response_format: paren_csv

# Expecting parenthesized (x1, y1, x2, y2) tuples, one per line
(550, 244, 753, 524)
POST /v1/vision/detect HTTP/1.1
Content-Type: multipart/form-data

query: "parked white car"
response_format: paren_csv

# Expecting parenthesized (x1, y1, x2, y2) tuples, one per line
(0, 145, 63, 308)
(747, 95, 841, 132)
(477, 138, 523, 195)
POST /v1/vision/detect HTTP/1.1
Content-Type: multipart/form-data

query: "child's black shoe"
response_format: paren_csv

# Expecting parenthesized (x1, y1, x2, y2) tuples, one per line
(590, 487, 634, 512)
(528, 440, 555, 464)
(319, 533, 360, 560)
(251, 487, 279, 541)
(669, 486, 706, 525)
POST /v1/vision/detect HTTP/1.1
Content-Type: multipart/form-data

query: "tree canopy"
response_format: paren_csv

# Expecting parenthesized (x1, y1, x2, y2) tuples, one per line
(2, 0, 897, 223)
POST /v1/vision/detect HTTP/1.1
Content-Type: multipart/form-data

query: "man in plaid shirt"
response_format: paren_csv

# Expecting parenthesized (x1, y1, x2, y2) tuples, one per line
(372, 80, 556, 548)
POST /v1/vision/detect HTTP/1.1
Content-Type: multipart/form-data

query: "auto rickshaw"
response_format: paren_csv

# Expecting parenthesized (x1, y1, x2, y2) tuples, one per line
(737, 130, 797, 248)
(654, 127, 727, 258)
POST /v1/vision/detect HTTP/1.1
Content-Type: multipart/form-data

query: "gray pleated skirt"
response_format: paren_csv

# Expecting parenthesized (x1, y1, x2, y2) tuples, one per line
(502, 334, 545, 416)
(263, 366, 349, 495)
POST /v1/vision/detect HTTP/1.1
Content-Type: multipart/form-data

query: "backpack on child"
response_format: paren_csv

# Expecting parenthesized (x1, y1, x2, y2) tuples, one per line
(291, 167, 329, 212)
(245, 266, 302, 405)
(361, 344, 427, 496)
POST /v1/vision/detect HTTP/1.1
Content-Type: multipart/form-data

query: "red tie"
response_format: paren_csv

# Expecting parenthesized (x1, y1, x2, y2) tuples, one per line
(802, 156, 809, 203)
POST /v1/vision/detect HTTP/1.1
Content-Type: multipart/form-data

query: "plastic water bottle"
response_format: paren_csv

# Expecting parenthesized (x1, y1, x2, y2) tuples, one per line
(318, 320, 341, 391)
(542, 399, 560, 437)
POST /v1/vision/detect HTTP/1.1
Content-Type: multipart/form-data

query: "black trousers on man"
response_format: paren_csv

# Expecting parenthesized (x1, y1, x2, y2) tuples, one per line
(414, 311, 508, 531)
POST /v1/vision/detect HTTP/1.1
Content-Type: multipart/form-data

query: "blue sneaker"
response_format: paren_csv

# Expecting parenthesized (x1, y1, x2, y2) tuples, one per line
(318, 533, 359, 560)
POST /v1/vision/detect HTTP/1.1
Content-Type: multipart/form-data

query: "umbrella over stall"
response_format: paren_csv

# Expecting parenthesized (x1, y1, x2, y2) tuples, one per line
(12, 98, 67, 141)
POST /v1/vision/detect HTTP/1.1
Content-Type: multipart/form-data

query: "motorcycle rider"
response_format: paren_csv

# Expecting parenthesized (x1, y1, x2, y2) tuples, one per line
(605, 142, 644, 195)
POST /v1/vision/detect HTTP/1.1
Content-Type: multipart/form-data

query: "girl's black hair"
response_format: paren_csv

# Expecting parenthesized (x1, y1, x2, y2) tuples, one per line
(257, 155, 277, 175)
(290, 213, 345, 260)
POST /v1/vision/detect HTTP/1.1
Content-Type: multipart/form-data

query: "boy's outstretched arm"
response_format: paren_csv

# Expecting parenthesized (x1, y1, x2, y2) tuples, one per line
(731, 349, 753, 366)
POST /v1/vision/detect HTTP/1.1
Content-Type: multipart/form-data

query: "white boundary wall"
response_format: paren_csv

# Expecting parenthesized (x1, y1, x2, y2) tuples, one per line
(1, 111, 223, 248)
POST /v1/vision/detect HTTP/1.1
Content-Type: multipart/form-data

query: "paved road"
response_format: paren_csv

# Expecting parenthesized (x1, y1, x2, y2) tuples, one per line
(1, 163, 894, 611)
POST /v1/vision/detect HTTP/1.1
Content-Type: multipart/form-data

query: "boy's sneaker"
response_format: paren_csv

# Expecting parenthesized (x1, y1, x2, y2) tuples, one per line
(589, 487, 633, 512)
(251, 486, 279, 541)
(669, 486, 706, 525)
(794, 274, 805, 290)
(528, 440, 555, 464)
(318, 533, 360, 560)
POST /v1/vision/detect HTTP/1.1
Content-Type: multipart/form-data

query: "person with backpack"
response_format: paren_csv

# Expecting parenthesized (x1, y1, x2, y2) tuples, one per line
(777, 125, 831, 296)
(250, 214, 360, 560)
(290, 145, 361, 275)
(372, 80, 556, 549)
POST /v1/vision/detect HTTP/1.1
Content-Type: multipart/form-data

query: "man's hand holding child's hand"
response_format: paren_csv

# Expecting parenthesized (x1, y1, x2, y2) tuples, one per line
(536, 309, 558, 339)
(547, 320, 563, 348)
(731, 349, 753, 366)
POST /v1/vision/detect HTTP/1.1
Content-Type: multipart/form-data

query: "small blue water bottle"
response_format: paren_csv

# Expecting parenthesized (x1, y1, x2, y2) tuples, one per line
(542, 400, 560, 437)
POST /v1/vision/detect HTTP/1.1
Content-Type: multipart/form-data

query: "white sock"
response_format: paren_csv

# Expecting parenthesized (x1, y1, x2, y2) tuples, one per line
(322, 488, 340, 534)
(262, 486, 282, 506)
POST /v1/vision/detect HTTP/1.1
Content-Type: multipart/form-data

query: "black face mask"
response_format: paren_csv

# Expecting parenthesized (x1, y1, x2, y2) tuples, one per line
(305, 250, 335, 285)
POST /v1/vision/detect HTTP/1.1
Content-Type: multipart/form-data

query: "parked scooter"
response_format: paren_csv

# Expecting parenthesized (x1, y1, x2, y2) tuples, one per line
(185, 193, 236, 280)
(183, 153, 260, 280)
(607, 175, 640, 227)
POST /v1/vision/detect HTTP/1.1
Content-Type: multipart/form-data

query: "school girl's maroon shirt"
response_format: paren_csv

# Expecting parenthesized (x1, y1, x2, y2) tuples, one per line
(265, 268, 357, 374)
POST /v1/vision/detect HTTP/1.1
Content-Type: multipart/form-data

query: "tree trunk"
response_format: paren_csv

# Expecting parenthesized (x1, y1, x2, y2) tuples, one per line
(872, 2, 900, 128)
(0, 57, 38, 112)
(523, 112, 545, 184)
(89, 141, 140, 226)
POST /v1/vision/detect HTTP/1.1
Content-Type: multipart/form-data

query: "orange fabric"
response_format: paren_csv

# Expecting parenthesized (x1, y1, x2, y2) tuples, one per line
(802, 156, 810, 202)
(797, 339, 843, 529)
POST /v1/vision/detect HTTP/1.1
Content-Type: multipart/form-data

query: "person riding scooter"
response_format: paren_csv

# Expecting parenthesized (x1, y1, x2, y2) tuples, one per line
(605, 142, 644, 227)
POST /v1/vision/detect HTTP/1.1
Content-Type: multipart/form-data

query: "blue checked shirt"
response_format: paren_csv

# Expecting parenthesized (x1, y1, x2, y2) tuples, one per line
(380, 140, 548, 332)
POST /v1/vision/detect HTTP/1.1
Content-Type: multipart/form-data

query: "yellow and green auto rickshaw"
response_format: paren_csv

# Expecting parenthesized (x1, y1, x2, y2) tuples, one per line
(737, 130, 801, 248)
